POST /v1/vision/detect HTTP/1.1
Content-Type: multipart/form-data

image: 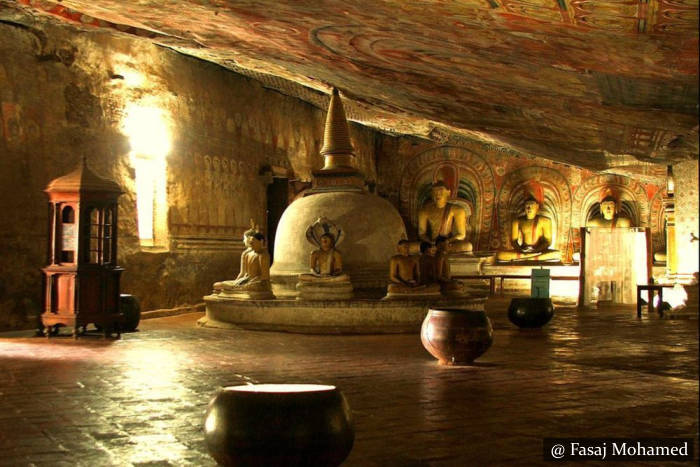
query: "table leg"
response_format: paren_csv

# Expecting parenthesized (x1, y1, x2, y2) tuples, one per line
(637, 287, 642, 318)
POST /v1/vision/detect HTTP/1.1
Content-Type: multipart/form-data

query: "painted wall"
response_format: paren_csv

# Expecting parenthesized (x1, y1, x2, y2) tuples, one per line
(0, 19, 380, 330)
(376, 138, 668, 260)
(674, 160, 699, 275)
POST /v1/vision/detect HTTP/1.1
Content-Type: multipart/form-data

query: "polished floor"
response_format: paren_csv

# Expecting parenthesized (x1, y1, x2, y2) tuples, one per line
(0, 298, 697, 466)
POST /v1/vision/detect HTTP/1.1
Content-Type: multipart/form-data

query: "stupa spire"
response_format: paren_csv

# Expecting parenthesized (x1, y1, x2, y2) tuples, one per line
(310, 88, 364, 192)
(320, 88, 354, 160)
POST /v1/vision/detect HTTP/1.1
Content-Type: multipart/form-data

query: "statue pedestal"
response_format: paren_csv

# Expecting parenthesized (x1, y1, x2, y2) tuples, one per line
(448, 254, 487, 276)
(296, 280, 354, 301)
(217, 290, 276, 300)
(200, 294, 487, 334)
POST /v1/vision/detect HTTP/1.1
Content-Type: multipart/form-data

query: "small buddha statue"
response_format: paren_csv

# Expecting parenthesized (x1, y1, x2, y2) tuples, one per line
(495, 186, 562, 263)
(586, 191, 633, 229)
(213, 223, 275, 300)
(296, 217, 353, 300)
(419, 241, 440, 286)
(416, 181, 473, 254)
(435, 237, 468, 296)
(385, 240, 441, 299)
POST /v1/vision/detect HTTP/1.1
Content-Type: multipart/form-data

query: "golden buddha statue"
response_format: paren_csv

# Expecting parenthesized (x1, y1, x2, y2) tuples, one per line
(297, 217, 353, 300)
(417, 182, 473, 254)
(586, 189, 633, 229)
(495, 184, 561, 263)
(435, 237, 468, 296)
(213, 223, 275, 299)
(419, 241, 440, 285)
(385, 240, 440, 298)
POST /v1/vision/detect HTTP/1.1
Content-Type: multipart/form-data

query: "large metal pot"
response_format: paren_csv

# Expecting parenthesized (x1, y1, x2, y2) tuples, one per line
(203, 384, 354, 466)
(421, 308, 493, 365)
(507, 297, 554, 328)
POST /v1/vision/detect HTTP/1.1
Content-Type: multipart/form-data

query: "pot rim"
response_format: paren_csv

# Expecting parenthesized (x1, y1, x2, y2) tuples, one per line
(222, 384, 337, 393)
(428, 308, 485, 314)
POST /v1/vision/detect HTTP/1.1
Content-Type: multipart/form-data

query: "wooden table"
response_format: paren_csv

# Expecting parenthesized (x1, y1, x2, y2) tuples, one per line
(636, 284, 664, 318)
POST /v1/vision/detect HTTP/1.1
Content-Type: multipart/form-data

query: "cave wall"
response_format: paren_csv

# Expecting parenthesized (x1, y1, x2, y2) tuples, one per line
(673, 159, 699, 275)
(0, 14, 687, 331)
(0, 18, 381, 330)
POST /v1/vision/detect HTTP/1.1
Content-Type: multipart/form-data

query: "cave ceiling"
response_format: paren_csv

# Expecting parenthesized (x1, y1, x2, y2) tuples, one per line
(3, 0, 699, 173)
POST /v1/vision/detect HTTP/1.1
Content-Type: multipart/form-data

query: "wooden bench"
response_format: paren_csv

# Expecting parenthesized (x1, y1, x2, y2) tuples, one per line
(456, 274, 579, 296)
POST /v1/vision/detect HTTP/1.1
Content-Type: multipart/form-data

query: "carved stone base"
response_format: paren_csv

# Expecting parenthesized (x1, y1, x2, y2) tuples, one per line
(217, 290, 276, 300)
(296, 281, 354, 301)
(201, 294, 487, 334)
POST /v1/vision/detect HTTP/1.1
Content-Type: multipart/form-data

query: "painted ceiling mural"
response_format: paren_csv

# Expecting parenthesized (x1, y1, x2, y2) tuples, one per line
(3, 0, 698, 171)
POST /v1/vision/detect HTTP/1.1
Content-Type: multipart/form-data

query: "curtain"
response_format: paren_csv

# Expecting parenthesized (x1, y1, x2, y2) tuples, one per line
(584, 228, 648, 305)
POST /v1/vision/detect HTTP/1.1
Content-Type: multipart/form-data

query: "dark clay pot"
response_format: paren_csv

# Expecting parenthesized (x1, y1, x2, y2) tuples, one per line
(203, 384, 354, 467)
(421, 308, 493, 365)
(119, 294, 141, 332)
(508, 297, 554, 328)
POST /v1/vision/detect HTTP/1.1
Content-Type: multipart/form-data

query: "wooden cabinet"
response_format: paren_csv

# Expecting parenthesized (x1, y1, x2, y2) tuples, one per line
(42, 159, 124, 338)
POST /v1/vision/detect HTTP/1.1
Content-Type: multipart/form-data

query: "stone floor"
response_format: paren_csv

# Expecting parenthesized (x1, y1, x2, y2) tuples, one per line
(0, 298, 697, 466)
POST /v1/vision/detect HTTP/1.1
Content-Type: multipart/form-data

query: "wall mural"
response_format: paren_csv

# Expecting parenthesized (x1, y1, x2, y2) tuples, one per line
(399, 146, 496, 251)
(399, 145, 667, 261)
(168, 153, 266, 250)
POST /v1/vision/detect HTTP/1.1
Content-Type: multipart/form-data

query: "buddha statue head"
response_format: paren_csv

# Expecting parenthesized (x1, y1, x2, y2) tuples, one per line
(600, 196, 617, 221)
(522, 180, 545, 220)
(319, 233, 336, 252)
(523, 197, 540, 220)
(396, 239, 410, 256)
(598, 187, 621, 221)
(430, 181, 451, 208)
(249, 232, 266, 252)
(243, 221, 257, 248)
(420, 241, 437, 256)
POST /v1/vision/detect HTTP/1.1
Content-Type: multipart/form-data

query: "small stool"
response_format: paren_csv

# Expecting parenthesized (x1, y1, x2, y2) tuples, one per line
(636, 284, 664, 318)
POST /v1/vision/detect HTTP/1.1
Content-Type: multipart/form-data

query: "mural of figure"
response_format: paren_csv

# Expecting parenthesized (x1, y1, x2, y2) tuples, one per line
(417, 181, 473, 253)
(496, 182, 562, 262)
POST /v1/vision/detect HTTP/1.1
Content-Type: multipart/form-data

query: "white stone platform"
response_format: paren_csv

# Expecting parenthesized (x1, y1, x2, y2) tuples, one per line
(199, 294, 487, 334)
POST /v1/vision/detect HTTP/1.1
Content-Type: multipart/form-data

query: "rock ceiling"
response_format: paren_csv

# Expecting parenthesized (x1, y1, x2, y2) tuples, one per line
(4, 0, 699, 172)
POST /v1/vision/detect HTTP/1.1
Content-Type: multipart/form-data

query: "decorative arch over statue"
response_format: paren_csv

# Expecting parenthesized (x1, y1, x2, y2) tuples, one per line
(571, 174, 649, 229)
(400, 146, 496, 251)
(495, 166, 572, 258)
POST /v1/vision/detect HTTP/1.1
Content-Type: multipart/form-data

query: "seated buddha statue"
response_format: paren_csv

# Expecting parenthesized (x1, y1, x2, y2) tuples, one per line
(297, 218, 353, 300)
(586, 193, 632, 230)
(416, 181, 473, 254)
(214, 225, 275, 300)
(385, 240, 441, 299)
(495, 193, 562, 263)
(435, 237, 468, 296)
(419, 241, 440, 285)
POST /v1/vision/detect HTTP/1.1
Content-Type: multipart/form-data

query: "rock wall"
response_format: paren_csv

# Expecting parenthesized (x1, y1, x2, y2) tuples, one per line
(0, 18, 381, 330)
(674, 160, 699, 275)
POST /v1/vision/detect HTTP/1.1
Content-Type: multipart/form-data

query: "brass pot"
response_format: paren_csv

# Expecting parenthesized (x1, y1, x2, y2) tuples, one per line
(421, 308, 493, 365)
(203, 384, 354, 466)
